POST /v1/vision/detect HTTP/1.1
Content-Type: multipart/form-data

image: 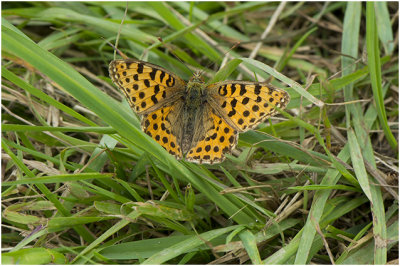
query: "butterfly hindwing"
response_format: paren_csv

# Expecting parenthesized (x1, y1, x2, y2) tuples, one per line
(109, 59, 186, 114)
(141, 103, 183, 159)
(207, 81, 290, 132)
(185, 105, 238, 164)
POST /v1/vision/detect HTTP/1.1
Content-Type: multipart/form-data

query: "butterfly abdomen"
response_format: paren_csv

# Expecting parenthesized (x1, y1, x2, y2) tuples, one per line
(180, 80, 208, 153)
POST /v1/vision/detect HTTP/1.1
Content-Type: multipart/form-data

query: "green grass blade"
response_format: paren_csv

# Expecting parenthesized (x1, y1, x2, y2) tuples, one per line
(71, 211, 140, 263)
(348, 129, 372, 201)
(366, 3, 397, 150)
(293, 146, 351, 264)
(342, 1, 361, 127)
(374, 2, 395, 55)
(339, 220, 397, 264)
(2, 124, 114, 134)
(149, 2, 220, 61)
(1, 247, 67, 264)
(239, 229, 262, 264)
(143, 226, 240, 264)
(1, 173, 113, 186)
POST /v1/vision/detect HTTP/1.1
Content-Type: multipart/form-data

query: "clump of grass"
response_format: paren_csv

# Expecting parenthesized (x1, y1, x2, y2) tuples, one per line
(2, 2, 398, 264)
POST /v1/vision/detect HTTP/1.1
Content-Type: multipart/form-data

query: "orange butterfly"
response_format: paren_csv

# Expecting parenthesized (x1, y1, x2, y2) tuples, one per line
(109, 59, 290, 164)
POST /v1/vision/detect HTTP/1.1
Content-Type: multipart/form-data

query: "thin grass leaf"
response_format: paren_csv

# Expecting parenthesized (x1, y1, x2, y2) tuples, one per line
(368, 176, 388, 264)
(294, 145, 351, 264)
(1, 173, 113, 186)
(37, 7, 157, 44)
(48, 217, 116, 230)
(339, 220, 397, 264)
(71, 210, 141, 263)
(100, 235, 195, 260)
(149, 2, 220, 61)
(366, 3, 397, 150)
(239, 229, 262, 264)
(288, 184, 362, 193)
(276, 27, 318, 72)
(143, 226, 241, 264)
(374, 2, 395, 55)
(341, 1, 361, 127)
(2, 124, 114, 133)
(173, 2, 261, 40)
(2, 248, 67, 264)
(348, 129, 373, 197)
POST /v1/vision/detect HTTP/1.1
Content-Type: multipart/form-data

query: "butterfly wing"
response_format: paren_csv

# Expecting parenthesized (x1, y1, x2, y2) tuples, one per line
(207, 81, 290, 132)
(185, 104, 238, 164)
(109, 59, 186, 114)
(110, 59, 187, 159)
(141, 101, 185, 159)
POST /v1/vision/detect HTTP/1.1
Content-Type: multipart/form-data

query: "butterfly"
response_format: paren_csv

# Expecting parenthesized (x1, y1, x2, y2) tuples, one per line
(109, 58, 290, 164)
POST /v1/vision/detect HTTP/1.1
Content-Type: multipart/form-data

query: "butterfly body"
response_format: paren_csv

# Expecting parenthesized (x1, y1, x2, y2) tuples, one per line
(109, 59, 290, 164)
(180, 82, 207, 154)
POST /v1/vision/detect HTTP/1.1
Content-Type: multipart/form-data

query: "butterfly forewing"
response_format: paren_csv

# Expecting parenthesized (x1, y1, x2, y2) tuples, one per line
(207, 81, 290, 132)
(109, 59, 186, 114)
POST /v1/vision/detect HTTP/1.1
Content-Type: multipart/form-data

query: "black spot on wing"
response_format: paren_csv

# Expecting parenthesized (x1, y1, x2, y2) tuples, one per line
(137, 63, 144, 74)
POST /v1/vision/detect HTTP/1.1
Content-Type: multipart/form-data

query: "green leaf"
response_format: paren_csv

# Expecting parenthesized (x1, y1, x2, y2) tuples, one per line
(366, 3, 397, 151)
(2, 248, 67, 264)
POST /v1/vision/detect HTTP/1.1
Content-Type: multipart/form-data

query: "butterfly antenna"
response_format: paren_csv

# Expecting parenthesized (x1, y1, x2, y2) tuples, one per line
(157, 37, 194, 76)
(198, 41, 240, 78)
(103, 37, 129, 59)
(113, 2, 129, 60)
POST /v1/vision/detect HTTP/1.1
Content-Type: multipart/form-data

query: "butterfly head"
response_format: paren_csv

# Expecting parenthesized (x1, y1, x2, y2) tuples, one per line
(186, 71, 207, 96)
(189, 72, 204, 83)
